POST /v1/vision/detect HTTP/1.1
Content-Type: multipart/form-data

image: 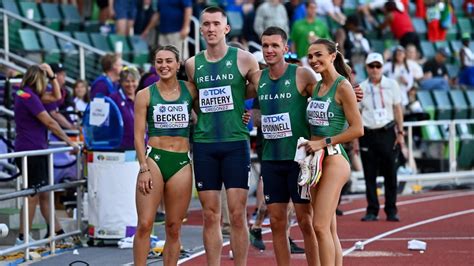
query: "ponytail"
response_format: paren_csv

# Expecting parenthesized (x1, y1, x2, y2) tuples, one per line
(334, 50, 353, 83)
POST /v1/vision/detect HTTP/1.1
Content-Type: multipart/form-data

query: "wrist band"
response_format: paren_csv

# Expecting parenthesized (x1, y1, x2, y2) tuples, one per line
(139, 168, 150, 174)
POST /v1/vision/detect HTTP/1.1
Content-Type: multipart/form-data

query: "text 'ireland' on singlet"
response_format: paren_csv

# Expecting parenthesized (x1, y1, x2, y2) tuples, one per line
(147, 80, 193, 138)
(193, 46, 249, 143)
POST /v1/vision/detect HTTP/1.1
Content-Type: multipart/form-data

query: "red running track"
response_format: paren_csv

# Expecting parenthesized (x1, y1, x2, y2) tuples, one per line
(180, 190, 474, 265)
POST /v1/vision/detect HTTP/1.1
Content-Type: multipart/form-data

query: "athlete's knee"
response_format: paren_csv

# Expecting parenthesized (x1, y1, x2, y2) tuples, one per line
(165, 220, 182, 241)
(136, 219, 154, 235)
(312, 219, 331, 236)
(229, 209, 246, 229)
(269, 215, 287, 232)
(296, 215, 313, 233)
(202, 208, 220, 226)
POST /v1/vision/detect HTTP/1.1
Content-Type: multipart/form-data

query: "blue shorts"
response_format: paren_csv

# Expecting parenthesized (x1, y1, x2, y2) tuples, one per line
(261, 160, 310, 204)
(193, 140, 250, 191)
(113, 0, 137, 20)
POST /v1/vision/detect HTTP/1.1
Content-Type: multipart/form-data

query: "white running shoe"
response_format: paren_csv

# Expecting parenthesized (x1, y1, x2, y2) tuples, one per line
(310, 149, 325, 187)
(298, 155, 312, 186)
(15, 234, 38, 247)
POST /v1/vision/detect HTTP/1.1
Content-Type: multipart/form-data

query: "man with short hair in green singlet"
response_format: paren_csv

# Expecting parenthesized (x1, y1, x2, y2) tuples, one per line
(247, 26, 319, 266)
(184, 6, 259, 266)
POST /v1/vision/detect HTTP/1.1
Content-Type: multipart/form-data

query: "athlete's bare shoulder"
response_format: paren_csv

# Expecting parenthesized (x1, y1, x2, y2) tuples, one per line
(237, 49, 259, 80)
(184, 56, 196, 82)
(296, 66, 318, 95)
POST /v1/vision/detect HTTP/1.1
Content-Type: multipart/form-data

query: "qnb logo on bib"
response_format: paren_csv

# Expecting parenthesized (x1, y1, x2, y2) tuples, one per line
(261, 112, 293, 139)
(153, 104, 189, 129)
(199, 86, 234, 113)
(307, 100, 332, 126)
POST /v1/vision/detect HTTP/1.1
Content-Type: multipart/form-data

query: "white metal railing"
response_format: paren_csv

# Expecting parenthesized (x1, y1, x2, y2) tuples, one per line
(0, 8, 133, 80)
(0, 146, 84, 261)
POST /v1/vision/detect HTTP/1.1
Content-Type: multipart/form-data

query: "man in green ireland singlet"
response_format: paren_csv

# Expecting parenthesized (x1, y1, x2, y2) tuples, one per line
(247, 26, 319, 266)
(184, 6, 259, 266)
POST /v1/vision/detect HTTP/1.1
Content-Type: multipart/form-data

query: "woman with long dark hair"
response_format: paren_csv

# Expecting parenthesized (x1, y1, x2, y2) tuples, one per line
(302, 39, 364, 265)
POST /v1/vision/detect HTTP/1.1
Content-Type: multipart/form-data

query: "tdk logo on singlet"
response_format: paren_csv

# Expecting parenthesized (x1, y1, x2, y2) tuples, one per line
(263, 115, 284, 123)
(203, 88, 226, 96)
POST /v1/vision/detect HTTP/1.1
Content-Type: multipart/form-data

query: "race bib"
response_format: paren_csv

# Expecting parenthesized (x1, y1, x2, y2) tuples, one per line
(307, 100, 330, 126)
(327, 144, 342, 156)
(261, 112, 293, 139)
(153, 103, 189, 129)
(373, 108, 388, 124)
(199, 86, 234, 113)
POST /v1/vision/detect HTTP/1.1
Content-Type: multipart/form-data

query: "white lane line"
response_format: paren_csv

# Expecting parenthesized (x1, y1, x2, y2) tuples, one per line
(286, 236, 474, 244)
(178, 240, 230, 265)
(342, 209, 474, 256)
(343, 191, 474, 215)
(177, 191, 474, 264)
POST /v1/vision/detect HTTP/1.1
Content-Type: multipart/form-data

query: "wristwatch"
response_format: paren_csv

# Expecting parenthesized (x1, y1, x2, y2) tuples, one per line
(325, 137, 332, 146)
(48, 73, 57, 80)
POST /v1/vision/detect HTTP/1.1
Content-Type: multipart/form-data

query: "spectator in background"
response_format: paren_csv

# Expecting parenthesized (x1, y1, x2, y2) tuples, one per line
(44, 63, 77, 130)
(459, 32, 474, 87)
(254, 0, 289, 37)
(284, 0, 305, 27)
(425, 1, 447, 42)
(97, 0, 112, 25)
(405, 44, 424, 79)
(14, 64, 79, 245)
(110, 0, 137, 35)
(316, 0, 346, 25)
(110, 67, 140, 150)
(420, 47, 450, 91)
(66, 79, 89, 124)
(242, 0, 264, 49)
(335, 14, 370, 62)
(379, 0, 421, 54)
(463, 0, 474, 17)
(141, 0, 192, 61)
(135, 0, 157, 47)
(383, 46, 415, 108)
(358, 53, 404, 223)
(90, 53, 122, 99)
(290, 0, 330, 59)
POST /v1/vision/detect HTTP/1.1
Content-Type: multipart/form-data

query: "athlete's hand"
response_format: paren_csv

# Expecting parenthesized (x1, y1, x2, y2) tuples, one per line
(300, 139, 325, 153)
(242, 110, 251, 125)
(353, 84, 364, 102)
(138, 172, 153, 195)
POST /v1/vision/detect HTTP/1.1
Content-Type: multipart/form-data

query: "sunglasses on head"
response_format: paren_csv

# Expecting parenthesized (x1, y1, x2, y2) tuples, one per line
(284, 53, 298, 60)
(367, 64, 382, 69)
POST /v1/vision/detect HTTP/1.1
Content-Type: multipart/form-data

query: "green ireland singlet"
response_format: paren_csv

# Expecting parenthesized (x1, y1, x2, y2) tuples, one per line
(147, 81, 193, 138)
(307, 76, 347, 137)
(193, 47, 249, 143)
(258, 64, 310, 161)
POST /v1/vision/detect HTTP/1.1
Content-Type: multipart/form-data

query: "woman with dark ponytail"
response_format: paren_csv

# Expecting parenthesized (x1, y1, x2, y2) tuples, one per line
(300, 38, 364, 265)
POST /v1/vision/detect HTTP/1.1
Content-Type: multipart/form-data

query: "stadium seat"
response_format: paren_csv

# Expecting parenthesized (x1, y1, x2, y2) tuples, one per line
(108, 34, 132, 62)
(227, 10, 243, 39)
(18, 1, 42, 24)
(57, 31, 80, 79)
(416, 90, 443, 140)
(450, 40, 462, 58)
(128, 35, 149, 65)
(18, 29, 42, 62)
(72, 32, 101, 81)
(446, 21, 458, 41)
(40, 3, 62, 31)
(90, 33, 112, 52)
(457, 18, 472, 36)
(342, 0, 357, 15)
(38, 31, 61, 63)
(446, 64, 460, 79)
(457, 138, 474, 168)
(449, 90, 469, 119)
(431, 90, 453, 120)
(412, 18, 427, 39)
(465, 90, 474, 119)
(18, 29, 40, 52)
(420, 41, 436, 59)
(60, 4, 81, 31)
(1, 0, 22, 51)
